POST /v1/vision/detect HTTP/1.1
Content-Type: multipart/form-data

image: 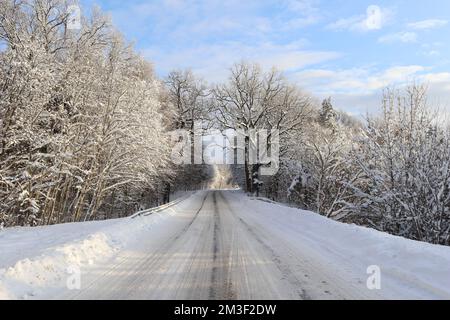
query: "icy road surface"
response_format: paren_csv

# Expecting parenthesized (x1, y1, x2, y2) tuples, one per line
(1, 190, 450, 300)
(59, 191, 372, 300)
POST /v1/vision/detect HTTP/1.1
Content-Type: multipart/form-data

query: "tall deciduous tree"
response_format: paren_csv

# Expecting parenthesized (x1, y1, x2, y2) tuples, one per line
(0, 0, 175, 226)
(213, 62, 312, 193)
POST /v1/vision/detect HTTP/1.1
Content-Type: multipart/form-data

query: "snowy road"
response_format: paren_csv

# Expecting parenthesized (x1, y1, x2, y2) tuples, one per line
(55, 191, 381, 300)
(2, 190, 450, 300)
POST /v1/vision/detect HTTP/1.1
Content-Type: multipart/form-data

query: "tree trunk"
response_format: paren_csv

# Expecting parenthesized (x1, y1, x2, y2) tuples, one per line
(164, 183, 171, 204)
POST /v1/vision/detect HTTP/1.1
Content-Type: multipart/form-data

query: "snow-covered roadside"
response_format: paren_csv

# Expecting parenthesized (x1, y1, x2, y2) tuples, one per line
(237, 193, 450, 299)
(0, 192, 197, 299)
(1, 189, 450, 300)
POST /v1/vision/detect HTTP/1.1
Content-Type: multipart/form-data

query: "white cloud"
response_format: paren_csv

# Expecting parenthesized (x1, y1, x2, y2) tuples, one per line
(407, 19, 448, 30)
(420, 42, 445, 57)
(257, 50, 339, 71)
(292, 65, 425, 95)
(327, 5, 392, 32)
(421, 72, 450, 84)
(284, 0, 318, 12)
(95, 1, 450, 117)
(368, 66, 425, 89)
(378, 31, 418, 44)
(327, 16, 364, 31)
(283, 15, 320, 29)
(290, 65, 450, 116)
(425, 50, 440, 57)
(109, 0, 322, 50)
(143, 41, 340, 83)
(280, 0, 321, 29)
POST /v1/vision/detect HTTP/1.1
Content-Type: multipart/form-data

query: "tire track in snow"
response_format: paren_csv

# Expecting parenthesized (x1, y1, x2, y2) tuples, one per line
(209, 191, 236, 300)
(65, 192, 210, 299)
(217, 192, 311, 300)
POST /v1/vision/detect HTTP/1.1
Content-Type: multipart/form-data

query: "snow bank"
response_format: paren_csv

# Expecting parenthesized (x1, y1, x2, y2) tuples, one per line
(239, 193, 450, 299)
(1, 190, 450, 300)
(0, 233, 114, 299)
(0, 192, 197, 299)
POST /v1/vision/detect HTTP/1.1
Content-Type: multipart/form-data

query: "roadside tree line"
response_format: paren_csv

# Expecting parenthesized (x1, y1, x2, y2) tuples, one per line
(172, 62, 450, 246)
(0, 0, 209, 227)
(2, 1, 449, 246)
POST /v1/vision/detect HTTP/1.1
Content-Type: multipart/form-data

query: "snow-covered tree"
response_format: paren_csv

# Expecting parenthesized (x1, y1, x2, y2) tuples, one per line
(319, 97, 337, 131)
(0, 0, 176, 226)
(213, 62, 313, 193)
(163, 69, 214, 194)
(346, 85, 450, 244)
(165, 69, 210, 131)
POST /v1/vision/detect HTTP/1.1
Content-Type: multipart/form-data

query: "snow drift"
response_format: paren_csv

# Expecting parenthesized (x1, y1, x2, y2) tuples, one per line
(0, 194, 192, 299)
(0, 190, 449, 300)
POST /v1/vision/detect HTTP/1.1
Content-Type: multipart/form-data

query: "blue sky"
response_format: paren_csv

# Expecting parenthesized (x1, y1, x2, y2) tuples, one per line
(80, 0, 450, 115)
